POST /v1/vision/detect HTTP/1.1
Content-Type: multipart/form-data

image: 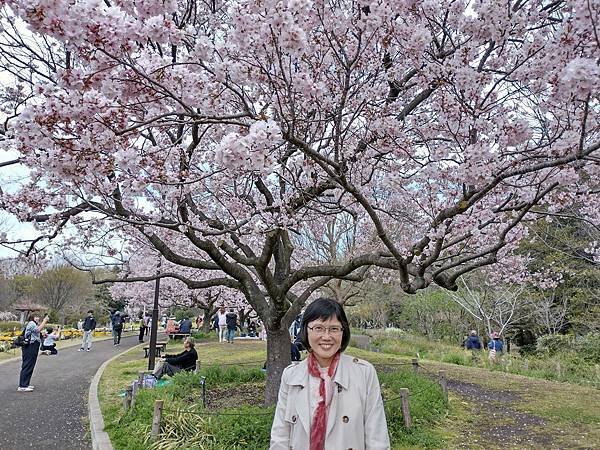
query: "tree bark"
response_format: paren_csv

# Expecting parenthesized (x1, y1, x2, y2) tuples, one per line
(201, 313, 213, 332)
(264, 327, 291, 406)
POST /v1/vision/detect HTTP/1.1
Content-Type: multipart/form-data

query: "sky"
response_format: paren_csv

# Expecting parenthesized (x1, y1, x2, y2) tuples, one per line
(0, 148, 38, 258)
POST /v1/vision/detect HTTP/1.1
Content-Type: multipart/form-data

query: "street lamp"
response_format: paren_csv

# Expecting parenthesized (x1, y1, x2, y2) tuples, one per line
(148, 258, 161, 371)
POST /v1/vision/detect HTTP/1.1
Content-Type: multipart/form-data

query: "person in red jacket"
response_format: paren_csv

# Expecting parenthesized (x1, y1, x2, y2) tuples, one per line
(152, 337, 198, 380)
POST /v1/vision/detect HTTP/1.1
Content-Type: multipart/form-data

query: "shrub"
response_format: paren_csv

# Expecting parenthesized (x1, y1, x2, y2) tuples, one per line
(535, 334, 574, 355)
(0, 321, 22, 332)
(574, 333, 600, 363)
(191, 331, 210, 340)
(0, 312, 18, 321)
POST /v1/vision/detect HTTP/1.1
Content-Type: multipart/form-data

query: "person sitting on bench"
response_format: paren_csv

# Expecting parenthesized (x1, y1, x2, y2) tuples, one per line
(179, 317, 192, 335)
(152, 337, 198, 380)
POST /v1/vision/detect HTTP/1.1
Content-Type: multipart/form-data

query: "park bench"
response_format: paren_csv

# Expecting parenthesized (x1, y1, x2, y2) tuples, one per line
(143, 342, 167, 358)
(167, 333, 190, 340)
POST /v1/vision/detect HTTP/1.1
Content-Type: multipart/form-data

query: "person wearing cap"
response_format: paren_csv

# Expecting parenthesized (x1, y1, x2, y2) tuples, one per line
(488, 331, 504, 361)
(465, 330, 482, 350)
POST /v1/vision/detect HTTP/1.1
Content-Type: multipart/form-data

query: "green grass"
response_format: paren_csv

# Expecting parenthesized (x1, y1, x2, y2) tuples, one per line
(363, 329, 600, 388)
(99, 340, 448, 449)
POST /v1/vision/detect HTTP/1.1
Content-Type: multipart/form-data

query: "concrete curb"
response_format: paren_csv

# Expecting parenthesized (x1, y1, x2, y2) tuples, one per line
(89, 343, 144, 450)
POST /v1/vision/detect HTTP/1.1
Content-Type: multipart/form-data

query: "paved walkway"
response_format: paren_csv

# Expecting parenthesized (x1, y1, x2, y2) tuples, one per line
(0, 335, 140, 449)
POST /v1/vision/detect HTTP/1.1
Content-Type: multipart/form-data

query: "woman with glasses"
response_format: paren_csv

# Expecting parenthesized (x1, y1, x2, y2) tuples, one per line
(270, 297, 390, 450)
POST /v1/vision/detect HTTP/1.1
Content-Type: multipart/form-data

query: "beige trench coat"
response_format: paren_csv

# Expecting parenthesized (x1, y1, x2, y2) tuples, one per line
(270, 353, 390, 450)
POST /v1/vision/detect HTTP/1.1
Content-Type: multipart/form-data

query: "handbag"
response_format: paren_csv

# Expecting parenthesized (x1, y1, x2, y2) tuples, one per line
(13, 328, 31, 347)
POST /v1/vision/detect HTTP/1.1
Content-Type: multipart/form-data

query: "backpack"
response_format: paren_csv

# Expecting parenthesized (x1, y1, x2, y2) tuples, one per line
(13, 327, 31, 347)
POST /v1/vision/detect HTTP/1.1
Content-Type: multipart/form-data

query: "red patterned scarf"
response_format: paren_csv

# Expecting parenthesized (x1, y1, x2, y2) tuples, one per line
(308, 351, 341, 450)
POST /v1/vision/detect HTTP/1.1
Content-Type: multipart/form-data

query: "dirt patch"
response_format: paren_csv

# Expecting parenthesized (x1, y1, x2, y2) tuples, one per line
(183, 382, 264, 410)
(445, 378, 557, 449)
(447, 379, 521, 403)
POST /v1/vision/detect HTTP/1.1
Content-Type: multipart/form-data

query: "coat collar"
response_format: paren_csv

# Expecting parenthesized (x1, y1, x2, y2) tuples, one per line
(286, 353, 351, 390)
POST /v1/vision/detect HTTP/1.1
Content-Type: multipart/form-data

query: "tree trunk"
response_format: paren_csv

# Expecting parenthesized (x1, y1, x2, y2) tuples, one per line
(264, 327, 291, 406)
(202, 315, 212, 333)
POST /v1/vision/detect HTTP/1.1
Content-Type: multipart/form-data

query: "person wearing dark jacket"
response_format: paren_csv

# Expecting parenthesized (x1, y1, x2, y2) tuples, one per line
(79, 310, 97, 352)
(179, 317, 192, 334)
(225, 309, 238, 343)
(152, 337, 198, 380)
(111, 310, 124, 346)
(465, 330, 482, 350)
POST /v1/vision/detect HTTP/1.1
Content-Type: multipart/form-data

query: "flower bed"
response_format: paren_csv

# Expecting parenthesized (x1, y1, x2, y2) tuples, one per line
(0, 327, 112, 351)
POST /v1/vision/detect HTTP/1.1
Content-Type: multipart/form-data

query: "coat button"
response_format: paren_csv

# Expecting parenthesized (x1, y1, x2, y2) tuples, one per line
(291, 415, 297, 423)
(353, 357, 358, 363)
(342, 415, 349, 423)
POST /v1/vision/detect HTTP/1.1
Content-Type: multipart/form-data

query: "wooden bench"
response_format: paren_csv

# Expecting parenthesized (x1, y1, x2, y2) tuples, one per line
(167, 333, 190, 340)
(143, 346, 163, 358)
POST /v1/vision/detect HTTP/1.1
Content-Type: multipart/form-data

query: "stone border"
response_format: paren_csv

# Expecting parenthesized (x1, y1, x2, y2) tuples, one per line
(89, 342, 144, 450)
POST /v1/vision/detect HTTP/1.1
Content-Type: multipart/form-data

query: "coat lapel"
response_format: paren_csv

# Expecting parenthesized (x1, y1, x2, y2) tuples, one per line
(287, 360, 311, 436)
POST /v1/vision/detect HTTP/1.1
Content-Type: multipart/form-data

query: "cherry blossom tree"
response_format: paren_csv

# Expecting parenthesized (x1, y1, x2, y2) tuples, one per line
(108, 244, 248, 330)
(0, 0, 599, 403)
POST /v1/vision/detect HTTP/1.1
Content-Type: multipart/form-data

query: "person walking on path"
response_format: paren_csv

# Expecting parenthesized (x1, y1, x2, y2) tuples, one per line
(80, 310, 96, 352)
(488, 331, 504, 362)
(225, 308, 238, 343)
(217, 306, 227, 343)
(18, 313, 49, 392)
(41, 326, 61, 355)
(111, 310, 124, 346)
(137, 313, 147, 343)
(465, 330, 482, 350)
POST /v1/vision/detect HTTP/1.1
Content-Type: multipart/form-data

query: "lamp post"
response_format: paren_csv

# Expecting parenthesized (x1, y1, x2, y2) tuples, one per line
(148, 259, 161, 371)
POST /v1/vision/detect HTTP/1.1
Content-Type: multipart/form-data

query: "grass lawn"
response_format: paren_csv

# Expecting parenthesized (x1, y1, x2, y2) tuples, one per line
(416, 360, 600, 449)
(99, 339, 448, 449)
(99, 335, 600, 449)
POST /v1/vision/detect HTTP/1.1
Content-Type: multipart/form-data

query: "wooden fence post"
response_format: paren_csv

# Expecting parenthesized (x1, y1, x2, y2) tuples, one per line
(138, 371, 146, 389)
(439, 370, 448, 403)
(131, 381, 139, 409)
(151, 400, 164, 441)
(123, 386, 133, 411)
(399, 388, 412, 428)
(196, 360, 201, 373)
(411, 358, 419, 374)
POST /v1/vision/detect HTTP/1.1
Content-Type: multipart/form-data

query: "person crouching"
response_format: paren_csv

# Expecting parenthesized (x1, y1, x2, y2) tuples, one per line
(40, 327, 61, 355)
(152, 337, 198, 380)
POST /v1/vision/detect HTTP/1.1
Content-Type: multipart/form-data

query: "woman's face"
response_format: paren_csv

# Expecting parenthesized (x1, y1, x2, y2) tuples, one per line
(307, 315, 343, 367)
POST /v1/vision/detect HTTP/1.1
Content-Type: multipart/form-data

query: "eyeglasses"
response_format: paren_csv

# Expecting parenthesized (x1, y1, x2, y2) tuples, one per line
(307, 325, 344, 335)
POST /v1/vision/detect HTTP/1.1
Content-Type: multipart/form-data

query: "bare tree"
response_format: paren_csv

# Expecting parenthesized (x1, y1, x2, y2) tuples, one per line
(31, 265, 92, 320)
(531, 290, 569, 335)
(449, 276, 531, 336)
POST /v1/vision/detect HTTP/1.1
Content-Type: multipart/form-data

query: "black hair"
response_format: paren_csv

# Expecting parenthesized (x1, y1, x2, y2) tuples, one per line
(88, 310, 94, 314)
(27, 314, 36, 322)
(298, 297, 351, 353)
(46, 327, 54, 333)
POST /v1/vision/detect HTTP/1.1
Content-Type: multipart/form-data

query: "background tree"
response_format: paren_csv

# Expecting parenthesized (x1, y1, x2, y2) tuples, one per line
(30, 265, 92, 323)
(448, 274, 532, 337)
(0, 0, 598, 403)
(519, 212, 600, 334)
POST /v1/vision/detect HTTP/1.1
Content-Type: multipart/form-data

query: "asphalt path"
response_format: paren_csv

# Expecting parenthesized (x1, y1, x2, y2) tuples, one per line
(0, 334, 140, 449)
